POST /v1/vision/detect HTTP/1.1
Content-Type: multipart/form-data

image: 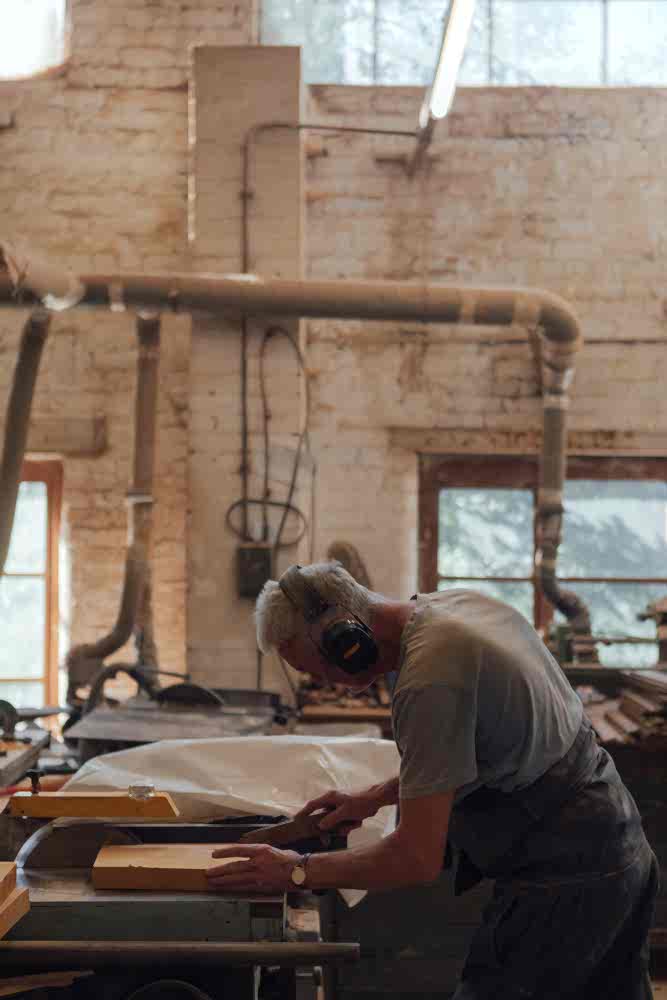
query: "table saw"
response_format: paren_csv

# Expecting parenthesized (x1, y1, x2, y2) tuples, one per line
(0, 795, 358, 1000)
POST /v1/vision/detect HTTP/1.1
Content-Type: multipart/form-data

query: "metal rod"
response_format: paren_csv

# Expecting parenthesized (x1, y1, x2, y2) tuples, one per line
(1, 571, 47, 579)
(241, 121, 415, 273)
(0, 676, 47, 683)
(437, 575, 667, 585)
(0, 941, 361, 971)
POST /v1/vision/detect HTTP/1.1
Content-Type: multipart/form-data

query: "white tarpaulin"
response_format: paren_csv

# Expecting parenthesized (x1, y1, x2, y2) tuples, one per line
(65, 735, 400, 904)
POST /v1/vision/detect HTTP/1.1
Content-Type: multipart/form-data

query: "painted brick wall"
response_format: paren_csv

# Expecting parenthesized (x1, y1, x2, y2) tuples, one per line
(189, 46, 304, 699)
(0, 0, 258, 683)
(2, 3, 667, 694)
(303, 85, 667, 598)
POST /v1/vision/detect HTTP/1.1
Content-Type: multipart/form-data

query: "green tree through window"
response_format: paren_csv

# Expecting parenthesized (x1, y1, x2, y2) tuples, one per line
(421, 457, 667, 669)
(0, 463, 62, 707)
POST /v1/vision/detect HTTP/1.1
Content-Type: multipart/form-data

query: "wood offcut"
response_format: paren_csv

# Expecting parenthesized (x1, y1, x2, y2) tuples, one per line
(92, 844, 248, 892)
(0, 864, 29, 941)
(9, 791, 180, 820)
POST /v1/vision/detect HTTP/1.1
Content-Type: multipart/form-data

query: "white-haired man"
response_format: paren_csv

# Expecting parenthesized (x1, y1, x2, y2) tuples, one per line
(207, 562, 658, 999)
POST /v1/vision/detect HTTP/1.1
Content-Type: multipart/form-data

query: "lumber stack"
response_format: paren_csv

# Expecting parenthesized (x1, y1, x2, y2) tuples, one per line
(579, 669, 667, 746)
(0, 864, 28, 940)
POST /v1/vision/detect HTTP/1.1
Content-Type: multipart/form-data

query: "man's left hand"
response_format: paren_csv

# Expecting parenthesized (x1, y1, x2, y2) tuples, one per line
(206, 844, 302, 893)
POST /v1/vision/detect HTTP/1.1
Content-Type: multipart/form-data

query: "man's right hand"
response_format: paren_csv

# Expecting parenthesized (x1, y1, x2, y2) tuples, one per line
(296, 789, 382, 834)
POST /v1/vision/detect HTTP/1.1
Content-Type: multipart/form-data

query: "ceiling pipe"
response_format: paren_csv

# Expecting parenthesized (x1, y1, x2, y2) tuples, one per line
(0, 253, 594, 658)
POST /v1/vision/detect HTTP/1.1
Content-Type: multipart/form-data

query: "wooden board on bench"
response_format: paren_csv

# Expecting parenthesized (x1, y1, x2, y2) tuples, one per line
(9, 791, 180, 820)
(92, 844, 249, 892)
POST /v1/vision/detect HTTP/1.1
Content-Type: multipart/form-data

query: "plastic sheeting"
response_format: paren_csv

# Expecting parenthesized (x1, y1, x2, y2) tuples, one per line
(65, 735, 401, 905)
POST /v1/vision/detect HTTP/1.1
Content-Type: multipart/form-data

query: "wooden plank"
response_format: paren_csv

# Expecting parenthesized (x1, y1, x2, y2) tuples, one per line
(0, 889, 29, 940)
(9, 791, 180, 820)
(0, 972, 91, 998)
(92, 844, 248, 892)
(585, 702, 627, 744)
(0, 866, 15, 908)
(606, 708, 641, 737)
(619, 689, 664, 722)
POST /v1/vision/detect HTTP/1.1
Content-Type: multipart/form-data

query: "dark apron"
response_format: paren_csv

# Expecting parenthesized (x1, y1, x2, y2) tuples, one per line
(447, 717, 610, 895)
(447, 718, 659, 999)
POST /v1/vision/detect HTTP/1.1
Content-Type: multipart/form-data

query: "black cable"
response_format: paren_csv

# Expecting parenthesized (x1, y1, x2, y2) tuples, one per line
(225, 498, 308, 546)
(240, 316, 251, 540)
(226, 325, 316, 553)
(254, 325, 316, 699)
(260, 325, 314, 556)
(259, 328, 273, 544)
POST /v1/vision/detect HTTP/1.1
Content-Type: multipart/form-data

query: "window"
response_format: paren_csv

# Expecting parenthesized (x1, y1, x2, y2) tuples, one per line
(419, 456, 667, 667)
(0, 1, 68, 81)
(0, 461, 62, 707)
(262, 0, 667, 87)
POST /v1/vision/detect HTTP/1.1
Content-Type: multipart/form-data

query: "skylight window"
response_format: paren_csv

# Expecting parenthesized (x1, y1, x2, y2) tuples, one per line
(262, 0, 667, 87)
(0, 1, 68, 81)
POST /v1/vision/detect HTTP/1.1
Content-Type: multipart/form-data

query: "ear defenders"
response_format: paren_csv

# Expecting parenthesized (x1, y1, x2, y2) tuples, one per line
(278, 565, 379, 675)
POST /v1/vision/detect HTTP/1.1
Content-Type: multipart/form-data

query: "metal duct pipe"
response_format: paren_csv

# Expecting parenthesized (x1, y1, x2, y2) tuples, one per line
(537, 340, 595, 659)
(0, 258, 590, 653)
(65, 550, 146, 703)
(130, 313, 161, 676)
(0, 272, 579, 343)
(65, 314, 162, 701)
(0, 310, 51, 574)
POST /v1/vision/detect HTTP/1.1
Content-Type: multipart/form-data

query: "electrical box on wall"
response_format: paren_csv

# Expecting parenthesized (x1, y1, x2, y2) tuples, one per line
(237, 543, 273, 598)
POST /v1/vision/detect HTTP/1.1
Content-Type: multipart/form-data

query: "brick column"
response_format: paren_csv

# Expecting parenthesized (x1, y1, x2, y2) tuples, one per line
(188, 46, 304, 695)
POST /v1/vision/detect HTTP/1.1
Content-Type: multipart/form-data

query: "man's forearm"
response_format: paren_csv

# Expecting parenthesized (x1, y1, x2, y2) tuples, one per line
(304, 829, 434, 891)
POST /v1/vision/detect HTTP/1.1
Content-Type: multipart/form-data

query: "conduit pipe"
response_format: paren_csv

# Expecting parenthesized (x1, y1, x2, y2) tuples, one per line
(0, 252, 593, 657)
(0, 309, 51, 574)
(65, 313, 163, 703)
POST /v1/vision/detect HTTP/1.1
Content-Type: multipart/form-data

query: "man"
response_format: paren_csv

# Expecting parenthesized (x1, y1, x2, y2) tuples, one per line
(207, 561, 658, 999)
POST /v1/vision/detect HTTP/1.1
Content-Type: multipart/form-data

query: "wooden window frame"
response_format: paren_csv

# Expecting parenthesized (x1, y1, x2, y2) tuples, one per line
(419, 454, 667, 633)
(1, 460, 62, 705)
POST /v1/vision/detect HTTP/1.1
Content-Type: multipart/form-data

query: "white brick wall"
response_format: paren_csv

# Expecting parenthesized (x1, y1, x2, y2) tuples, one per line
(189, 46, 303, 699)
(1, 5, 666, 693)
(303, 85, 667, 598)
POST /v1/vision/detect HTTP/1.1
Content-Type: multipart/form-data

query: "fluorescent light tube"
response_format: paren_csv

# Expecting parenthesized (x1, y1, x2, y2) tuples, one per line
(429, 0, 476, 120)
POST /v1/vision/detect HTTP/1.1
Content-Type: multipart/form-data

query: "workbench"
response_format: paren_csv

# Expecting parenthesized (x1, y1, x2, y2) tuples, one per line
(0, 808, 358, 1000)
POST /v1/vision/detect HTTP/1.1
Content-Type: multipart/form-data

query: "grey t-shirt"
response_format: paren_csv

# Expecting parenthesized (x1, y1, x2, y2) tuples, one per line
(392, 590, 583, 802)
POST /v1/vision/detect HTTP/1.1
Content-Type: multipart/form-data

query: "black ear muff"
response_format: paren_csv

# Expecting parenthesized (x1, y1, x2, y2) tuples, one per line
(320, 617, 379, 675)
(279, 564, 379, 675)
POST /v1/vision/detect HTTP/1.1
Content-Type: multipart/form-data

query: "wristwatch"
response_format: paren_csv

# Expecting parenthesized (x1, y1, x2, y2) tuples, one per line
(290, 853, 311, 887)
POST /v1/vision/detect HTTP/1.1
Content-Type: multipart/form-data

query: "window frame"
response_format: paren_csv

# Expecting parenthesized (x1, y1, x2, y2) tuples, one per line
(418, 454, 667, 634)
(0, 460, 63, 705)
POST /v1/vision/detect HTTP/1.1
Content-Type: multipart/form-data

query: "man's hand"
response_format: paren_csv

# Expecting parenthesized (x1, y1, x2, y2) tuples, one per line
(206, 844, 302, 893)
(296, 789, 381, 834)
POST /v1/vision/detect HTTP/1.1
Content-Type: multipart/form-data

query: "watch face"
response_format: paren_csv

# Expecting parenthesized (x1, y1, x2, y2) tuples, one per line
(291, 865, 307, 886)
